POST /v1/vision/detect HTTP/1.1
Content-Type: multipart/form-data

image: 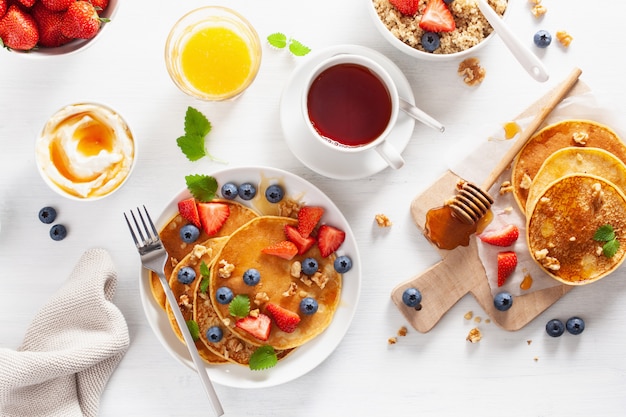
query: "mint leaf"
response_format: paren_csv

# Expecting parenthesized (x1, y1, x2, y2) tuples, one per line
(177, 106, 225, 162)
(249, 345, 278, 370)
(229, 294, 250, 318)
(289, 39, 311, 57)
(594, 224, 616, 242)
(200, 261, 210, 278)
(184, 106, 211, 138)
(267, 32, 287, 49)
(267, 32, 310, 56)
(186, 320, 200, 341)
(177, 135, 206, 161)
(603, 239, 620, 258)
(185, 174, 218, 202)
(200, 277, 210, 294)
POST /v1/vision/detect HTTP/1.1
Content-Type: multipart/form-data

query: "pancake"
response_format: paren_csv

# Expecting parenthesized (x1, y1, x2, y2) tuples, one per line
(526, 147, 626, 216)
(526, 174, 626, 285)
(511, 120, 626, 213)
(209, 216, 342, 350)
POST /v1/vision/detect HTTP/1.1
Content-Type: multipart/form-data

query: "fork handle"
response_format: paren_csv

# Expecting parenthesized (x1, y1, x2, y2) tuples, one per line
(156, 272, 225, 416)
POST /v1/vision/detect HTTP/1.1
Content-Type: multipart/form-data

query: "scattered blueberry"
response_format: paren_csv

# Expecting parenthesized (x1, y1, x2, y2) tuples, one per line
(206, 326, 223, 343)
(180, 224, 200, 243)
(38, 206, 57, 224)
(402, 287, 422, 308)
(238, 182, 257, 200)
(301, 257, 319, 275)
(221, 182, 239, 200)
(265, 184, 285, 203)
(566, 316, 585, 335)
(215, 287, 234, 304)
(493, 291, 513, 311)
(533, 30, 552, 48)
(546, 318, 565, 337)
(243, 268, 261, 286)
(177, 266, 196, 285)
(421, 31, 440, 53)
(49, 224, 67, 241)
(300, 297, 319, 315)
(334, 255, 352, 273)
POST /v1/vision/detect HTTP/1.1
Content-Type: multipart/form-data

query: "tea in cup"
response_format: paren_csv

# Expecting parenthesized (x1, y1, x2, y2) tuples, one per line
(302, 54, 404, 169)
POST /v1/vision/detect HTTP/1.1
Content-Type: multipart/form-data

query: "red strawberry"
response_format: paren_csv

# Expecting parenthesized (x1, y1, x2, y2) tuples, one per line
(16, 0, 36, 8)
(479, 224, 519, 247)
(236, 314, 271, 341)
(266, 303, 300, 333)
(61, 0, 107, 40)
(177, 197, 201, 228)
(88, 0, 109, 14)
(297, 206, 324, 238)
(419, 0, 456, 33)
(197, 202, 230, 236)
(0, 0, 7, 19)
(42, 0, 75, 12)
(33, 3, 72, 48)
(262, 240, 298, 260)
(497, 251, 517, 287)
(284, 225, 316, 255)
(317, 225, 345, 258)
(390, 0, 419, 16)
(0, 5, 38, 51)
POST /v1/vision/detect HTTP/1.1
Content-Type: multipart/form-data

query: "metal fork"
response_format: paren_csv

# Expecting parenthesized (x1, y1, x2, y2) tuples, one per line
(124, 206, 224, 416)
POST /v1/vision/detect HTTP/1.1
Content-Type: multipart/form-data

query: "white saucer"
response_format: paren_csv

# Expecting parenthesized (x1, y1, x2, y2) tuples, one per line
(280, 45, 416, 180)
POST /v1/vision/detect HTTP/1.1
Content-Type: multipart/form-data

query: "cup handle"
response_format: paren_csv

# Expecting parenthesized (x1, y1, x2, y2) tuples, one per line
(375, 140, 404, 170)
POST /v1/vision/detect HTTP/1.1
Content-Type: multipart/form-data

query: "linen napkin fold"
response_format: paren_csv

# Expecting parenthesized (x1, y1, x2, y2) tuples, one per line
(0, 248, 130, 417)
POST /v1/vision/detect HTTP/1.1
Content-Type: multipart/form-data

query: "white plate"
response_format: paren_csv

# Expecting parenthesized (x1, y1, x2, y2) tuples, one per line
(138, 166, 361, 388)
(280, 44, 416, 180)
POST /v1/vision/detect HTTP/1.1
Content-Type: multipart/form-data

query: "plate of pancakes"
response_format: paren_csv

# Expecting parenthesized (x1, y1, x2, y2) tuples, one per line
(138, 166, 361, 388)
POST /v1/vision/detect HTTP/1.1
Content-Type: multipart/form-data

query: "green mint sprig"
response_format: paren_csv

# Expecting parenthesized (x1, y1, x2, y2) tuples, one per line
(249, 345, 278, 371)
(199, 261, 210, 293)
(185, 174, 217, 202)
(593, 224, 620, 258)
(176, 107, 225, 162)
(267, 32, 311, 57)
(186, 320, 200, 341)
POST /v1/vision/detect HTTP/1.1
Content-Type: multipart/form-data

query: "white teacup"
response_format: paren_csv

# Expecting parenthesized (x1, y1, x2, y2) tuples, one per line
(301, 54, 404, 169)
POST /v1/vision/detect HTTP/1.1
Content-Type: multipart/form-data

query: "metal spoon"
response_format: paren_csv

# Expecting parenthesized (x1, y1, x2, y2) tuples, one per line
(399, 98, 445, 133)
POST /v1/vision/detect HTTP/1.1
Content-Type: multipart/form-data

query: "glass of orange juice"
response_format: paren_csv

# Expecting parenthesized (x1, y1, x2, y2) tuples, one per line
(165, 6, 262, 101)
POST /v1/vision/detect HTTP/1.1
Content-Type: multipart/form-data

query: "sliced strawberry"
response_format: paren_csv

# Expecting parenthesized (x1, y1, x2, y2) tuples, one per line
(317, 225, 346, 258)
(177, 197, 201, 228)
(284, 225, 316, 255)
(479, 224, 519, 247)
(389, 0, 419, 15)
(419, 0, 456, 33)
(497, 251, 517, 287)
(197, 202, 230, 236)
(236, 314, 271, 341)
(266, 303, 301, 333)
(297, 206, 324, 238)
(261, 240, 298, 260)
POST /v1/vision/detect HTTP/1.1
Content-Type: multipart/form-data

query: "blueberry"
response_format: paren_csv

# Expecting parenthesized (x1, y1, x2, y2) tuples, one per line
(179, 224, 200, 243)
(566, 316, 585, 335)
(177, 266, 196, 285)
(533, 30, 552, 48)
(38, 206, 57, 224)
(546, 319, 565, 337)
(215, 287, 234, 304)
(300, 297, 319, 315)
(206, 326, 223, 343)
(402, 287, 422, 308)
(421, 31, 440, 53)
(49, 224, 67, 241)
(221, 182, 238, 200)
(265, 184, 285, 203)
(301, 257, 319, 275)
(334, 255, 352, 273)
(238, 182, 257, 200)
(493, 291, 513, 311)
(243, 268, 261, 286)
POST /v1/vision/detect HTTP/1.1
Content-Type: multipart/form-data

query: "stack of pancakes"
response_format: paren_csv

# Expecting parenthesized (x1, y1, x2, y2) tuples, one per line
(511, 119, 626, 285)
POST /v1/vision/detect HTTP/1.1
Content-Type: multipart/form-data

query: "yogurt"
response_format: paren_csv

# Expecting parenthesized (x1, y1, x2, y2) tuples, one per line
(36, 103, 135, 200)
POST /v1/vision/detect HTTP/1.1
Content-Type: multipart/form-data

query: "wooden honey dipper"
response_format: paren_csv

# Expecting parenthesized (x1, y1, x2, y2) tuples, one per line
(448, 67, 583, 225)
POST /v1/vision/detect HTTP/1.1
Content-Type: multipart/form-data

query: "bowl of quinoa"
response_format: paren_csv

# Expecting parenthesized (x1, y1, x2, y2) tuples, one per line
(369, 0, 508, 61)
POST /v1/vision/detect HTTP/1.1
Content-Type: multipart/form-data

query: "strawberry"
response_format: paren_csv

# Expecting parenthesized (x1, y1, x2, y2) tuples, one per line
(88, 0, 109, 15)
(261, 240, 298, 260)
(0, 5, 39, 51)
(497, 251, 517, 287)
(197, 202, 230, 236)
(479, 224, 519, 247)
(16, 0, 36, 8)
(42, 0, 75, 12)
(0, 0, 7, 20)
(389, 0, 419, 15)
(297, 206, 324, 238)
(33, 3, 72, 48)
(266, 303, 300, 333)
(419, 0, 456, 33)
(317, 225, 345, 258)
(61, 0, 107, 40)
(177, 197, 201, 228)
(235, 314, 271, 341)
(284, 225, 316, 255)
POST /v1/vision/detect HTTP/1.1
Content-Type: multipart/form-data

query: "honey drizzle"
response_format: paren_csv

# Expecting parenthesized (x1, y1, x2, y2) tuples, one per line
(424, 205, 493, 250)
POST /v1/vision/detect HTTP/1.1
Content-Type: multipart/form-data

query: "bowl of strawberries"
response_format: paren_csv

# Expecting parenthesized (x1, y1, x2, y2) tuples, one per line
(368, 0, 508, 61)
(0, 0, 117, 56)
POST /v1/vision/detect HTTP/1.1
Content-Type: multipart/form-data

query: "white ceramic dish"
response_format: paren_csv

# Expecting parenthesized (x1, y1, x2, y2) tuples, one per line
(280, 44, 416, 180)
(138, 166, 361, 388)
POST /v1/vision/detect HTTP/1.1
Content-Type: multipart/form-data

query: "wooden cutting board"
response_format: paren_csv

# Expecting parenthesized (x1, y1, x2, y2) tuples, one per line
(390, 80, 592, 333)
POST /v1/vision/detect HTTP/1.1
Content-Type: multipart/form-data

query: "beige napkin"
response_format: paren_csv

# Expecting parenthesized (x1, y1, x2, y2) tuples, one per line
(0, 248, 130, 417)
